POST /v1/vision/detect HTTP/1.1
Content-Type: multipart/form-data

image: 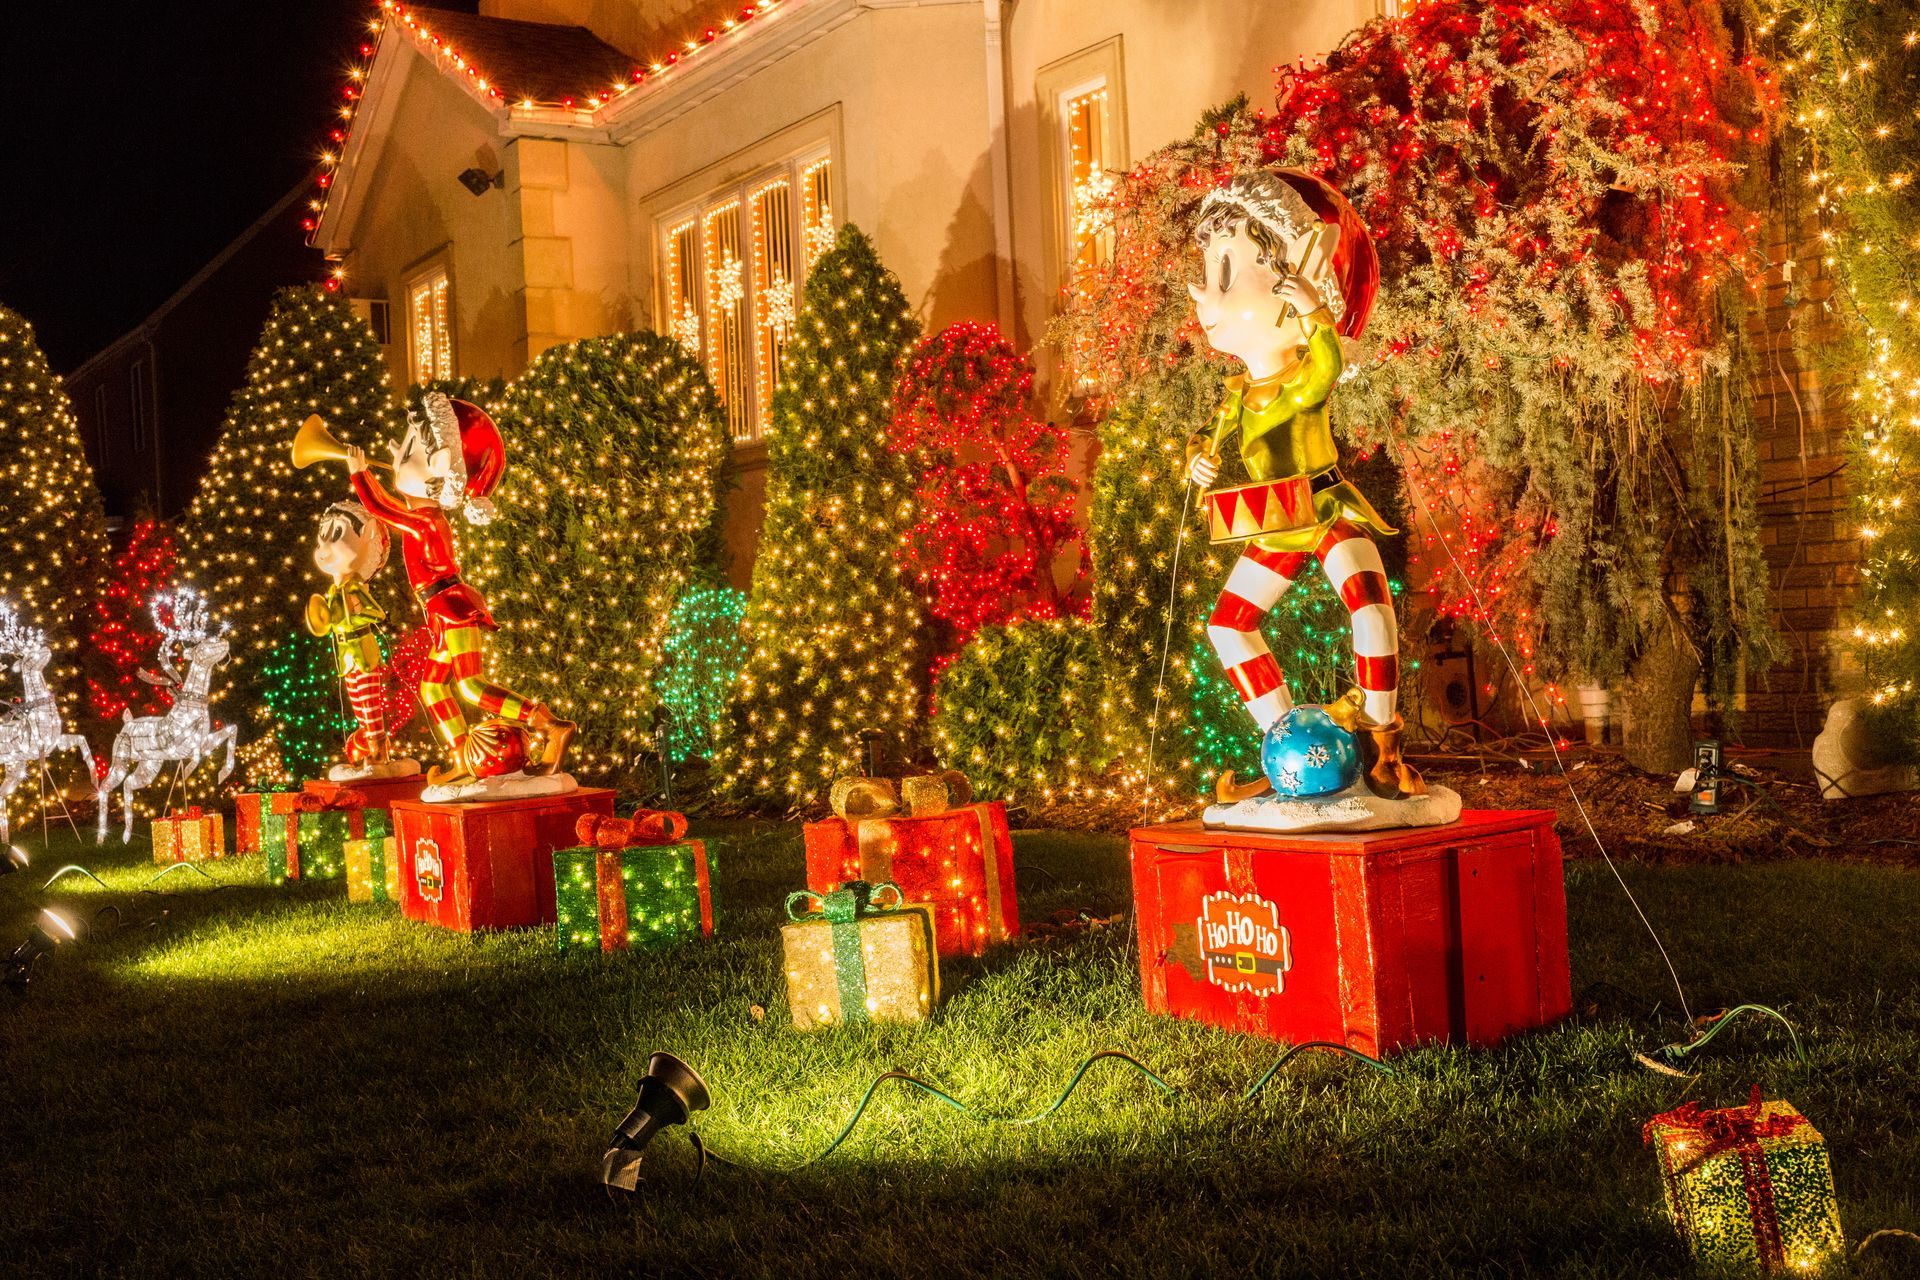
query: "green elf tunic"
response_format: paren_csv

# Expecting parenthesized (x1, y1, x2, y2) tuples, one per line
(305, 577, 386, 675)
(1205, 324, 1396, 555)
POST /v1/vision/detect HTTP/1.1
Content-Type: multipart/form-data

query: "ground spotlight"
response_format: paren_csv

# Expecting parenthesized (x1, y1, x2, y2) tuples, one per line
(0, 844, 27, 875)
(601, 1051, 710, 1192)
(4, 908, 77, 992)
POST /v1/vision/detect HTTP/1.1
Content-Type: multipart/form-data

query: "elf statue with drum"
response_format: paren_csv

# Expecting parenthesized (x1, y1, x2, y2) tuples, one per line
(1185, 170, 1457, 830)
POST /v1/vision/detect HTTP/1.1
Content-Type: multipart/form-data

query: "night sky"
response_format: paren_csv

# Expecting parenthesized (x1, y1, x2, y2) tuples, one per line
(0, 2, 474, 373)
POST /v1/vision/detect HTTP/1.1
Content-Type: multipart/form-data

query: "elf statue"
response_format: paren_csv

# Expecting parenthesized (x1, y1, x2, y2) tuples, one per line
(306, 500, 418, 781)
(1184, 170, 1430, 814)
(333, 393, 576, 795)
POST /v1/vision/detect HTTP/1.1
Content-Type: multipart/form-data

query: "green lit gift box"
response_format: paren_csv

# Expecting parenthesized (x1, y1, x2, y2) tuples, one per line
(781, 881, 938, 1031)
(264, 789, 385, 884)
(1644, 1088, 1844, 1274)
(552, 811, 714, 952)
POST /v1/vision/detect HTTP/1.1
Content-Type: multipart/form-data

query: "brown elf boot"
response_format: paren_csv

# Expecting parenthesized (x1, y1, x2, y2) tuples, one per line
(1359, 716, 1426, 799)
(1214, 769, 1272, 804)
(528, 704, 576, 777)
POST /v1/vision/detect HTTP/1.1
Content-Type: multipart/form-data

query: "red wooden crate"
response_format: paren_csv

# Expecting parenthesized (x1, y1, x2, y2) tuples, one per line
(1129, 810, 1571, 1055)
(393, 788, 615, 932)
(305, 772, 428, 812)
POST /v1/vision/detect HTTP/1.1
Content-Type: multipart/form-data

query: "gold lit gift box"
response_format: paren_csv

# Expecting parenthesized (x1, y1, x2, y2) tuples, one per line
(781, 881, 938, 1031)
(151, 808, 225, 864)
(345, 836, 400, 904)
(1644, 1088, 1844, 1274)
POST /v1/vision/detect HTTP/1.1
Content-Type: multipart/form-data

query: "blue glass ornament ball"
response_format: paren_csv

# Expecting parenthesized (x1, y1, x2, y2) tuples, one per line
(1260, 706, 1361, 798)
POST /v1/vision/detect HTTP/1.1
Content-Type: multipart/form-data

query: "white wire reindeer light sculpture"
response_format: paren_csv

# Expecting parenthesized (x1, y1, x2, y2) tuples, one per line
(97, 590, 238, 844)
(0, 600, 95, 844)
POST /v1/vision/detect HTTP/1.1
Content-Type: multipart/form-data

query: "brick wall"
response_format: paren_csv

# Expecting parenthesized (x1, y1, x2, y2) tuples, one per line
(1737, 231, 1860, 748)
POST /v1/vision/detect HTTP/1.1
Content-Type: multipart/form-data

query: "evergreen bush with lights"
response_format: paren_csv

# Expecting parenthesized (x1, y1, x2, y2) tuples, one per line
(930, 615, 1108, 802)
(711, 226, 928, 806)
(470, 332, 729, 776)
(179, 285, 398, 737)
(887, 322, 1084, 662)
(0, 304, 111, 738)
(258, 628, 355, 782)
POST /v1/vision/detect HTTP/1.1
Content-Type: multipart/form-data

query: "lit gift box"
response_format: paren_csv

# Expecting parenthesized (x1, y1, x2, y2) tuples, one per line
(264, 789, 383, 884)
(781, 880, 938, 1031)
(1644, 1088, 1845, 1274)
(233, 791, 277, 855)
(803, 772, 1017, 956)
(552, 810, 714, 953)
(151, 808, 225, 864)
(345, 836, 400, 904)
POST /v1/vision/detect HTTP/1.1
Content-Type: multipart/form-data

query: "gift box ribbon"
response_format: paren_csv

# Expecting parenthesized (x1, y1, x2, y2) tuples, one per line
(165, 806, 205, 823)
(786, 881, 908, 1025)
(290, 789, 367, 814)
(1645, 1085, 1807, 1271)
(575, 810, 689, 849)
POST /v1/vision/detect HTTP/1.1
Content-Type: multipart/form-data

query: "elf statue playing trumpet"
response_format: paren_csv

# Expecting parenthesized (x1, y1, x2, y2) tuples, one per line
(299, 393, 576, 797)
(1185, 170, 1426, 809)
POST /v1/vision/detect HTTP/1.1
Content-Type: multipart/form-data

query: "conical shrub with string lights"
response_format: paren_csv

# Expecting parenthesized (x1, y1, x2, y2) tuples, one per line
(0, 303, 111, 735)
(711, 225, 927, 806)
(179, 285, 398, 736)
(468, 332, 729, 776)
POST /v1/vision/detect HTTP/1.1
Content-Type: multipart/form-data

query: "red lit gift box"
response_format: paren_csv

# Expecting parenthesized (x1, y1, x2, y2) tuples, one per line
(803, 773, 1018, 956)
(151, 808, 225, 864)
(393, 787, 615, 932)
(1128, 810, 1571, 1056)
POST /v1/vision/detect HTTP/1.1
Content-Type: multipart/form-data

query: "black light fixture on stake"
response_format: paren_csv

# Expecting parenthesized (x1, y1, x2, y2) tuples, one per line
(4, 908, 77, 993)
(0, 844, 28, 876)
(600, 1051, 711, 1191)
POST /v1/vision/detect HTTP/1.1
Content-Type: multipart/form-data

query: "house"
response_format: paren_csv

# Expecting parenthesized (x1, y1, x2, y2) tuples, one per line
(309, 0, 1392, 584)
(70, 182, 320, 521)
(309, 0, 1858, 750)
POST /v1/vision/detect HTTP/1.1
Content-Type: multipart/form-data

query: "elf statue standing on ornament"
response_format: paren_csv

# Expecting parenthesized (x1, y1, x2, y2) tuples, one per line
(341, 393, 575, 788)
(1184, 170, 1423, 803)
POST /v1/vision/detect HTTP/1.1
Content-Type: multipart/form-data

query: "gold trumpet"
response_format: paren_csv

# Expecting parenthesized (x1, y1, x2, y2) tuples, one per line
(290, 414, 391, 472)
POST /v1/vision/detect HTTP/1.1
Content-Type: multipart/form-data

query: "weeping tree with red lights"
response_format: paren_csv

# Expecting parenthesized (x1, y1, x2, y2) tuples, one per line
(888, 322, 1086, 668)
(1058, 0, 1778, 772)
(85, 516, 179, 727)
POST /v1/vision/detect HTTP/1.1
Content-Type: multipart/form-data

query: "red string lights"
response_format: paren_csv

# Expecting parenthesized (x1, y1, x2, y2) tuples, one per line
(84, 518, 178, 724)
(888, 322, 1087, 664)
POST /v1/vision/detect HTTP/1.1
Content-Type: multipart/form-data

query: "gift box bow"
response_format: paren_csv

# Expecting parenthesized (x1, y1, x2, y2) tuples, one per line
(786, 880, 907, 923)
(1643, 1085, 1808, 1175)
(289, 789, 367, 814)
(165, 806, 206, 822)
(829, 770, 973, 821)
(575, 810, 688, 849)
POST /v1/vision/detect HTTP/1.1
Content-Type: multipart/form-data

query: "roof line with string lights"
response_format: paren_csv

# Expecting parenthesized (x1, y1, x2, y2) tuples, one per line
(305, 0, 804, 271)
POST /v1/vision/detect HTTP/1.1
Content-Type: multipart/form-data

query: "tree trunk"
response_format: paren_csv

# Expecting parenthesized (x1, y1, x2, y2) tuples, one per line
(1620, 604, 1700, 775)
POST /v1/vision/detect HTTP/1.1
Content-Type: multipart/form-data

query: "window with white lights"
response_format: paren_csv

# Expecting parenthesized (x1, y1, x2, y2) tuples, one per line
(406, 265, 455, 384)
(1039, 41, 1127, 309)
(656, 148, 834, 441)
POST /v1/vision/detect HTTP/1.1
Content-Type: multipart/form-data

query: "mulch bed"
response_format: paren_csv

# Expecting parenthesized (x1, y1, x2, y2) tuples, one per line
(1017, 749, 1920, 866)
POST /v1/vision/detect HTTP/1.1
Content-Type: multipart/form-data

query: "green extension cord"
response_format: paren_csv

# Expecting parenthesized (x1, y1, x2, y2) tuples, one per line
(691, 1042, 1393, 1175)
(1645, 1003, 1807, 1072)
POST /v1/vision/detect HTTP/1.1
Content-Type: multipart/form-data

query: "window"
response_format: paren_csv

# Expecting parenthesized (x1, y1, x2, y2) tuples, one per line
(1059, 81, 1116, 284)
(1039, 41, 1127, 307)
(406, 266, 455, 384)
(128, 358, 151, 454)
(657, 150, 834, 441)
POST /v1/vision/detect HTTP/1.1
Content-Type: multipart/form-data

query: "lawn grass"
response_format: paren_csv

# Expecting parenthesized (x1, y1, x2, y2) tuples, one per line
(1, 819, 1917, 1278)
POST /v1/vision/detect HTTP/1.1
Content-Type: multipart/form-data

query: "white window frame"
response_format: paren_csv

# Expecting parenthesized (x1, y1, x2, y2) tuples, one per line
(1037, 39, 1128, 310)
(654, 143, 835, 443)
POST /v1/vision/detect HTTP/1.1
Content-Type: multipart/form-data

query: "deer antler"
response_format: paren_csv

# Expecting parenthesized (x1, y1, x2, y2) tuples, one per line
(151, 589, 229, 647)
(0, 598, 44, 658)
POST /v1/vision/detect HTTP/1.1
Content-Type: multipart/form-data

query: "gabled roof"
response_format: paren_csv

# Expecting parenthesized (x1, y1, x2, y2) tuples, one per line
(398, 7, 636, 106)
